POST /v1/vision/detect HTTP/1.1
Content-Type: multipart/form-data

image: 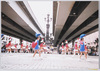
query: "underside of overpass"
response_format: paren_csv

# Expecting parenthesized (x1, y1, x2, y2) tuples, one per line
(1, 1, 45, 42)
(1, 1, 99, 45)
(53, 1, 98, 46)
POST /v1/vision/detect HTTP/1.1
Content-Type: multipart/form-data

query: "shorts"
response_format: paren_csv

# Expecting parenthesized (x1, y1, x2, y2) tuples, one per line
(34, 46, 39, 50)
(6, 46, 11, 49)
(62, 49, 64, 50)
(43, 47, 48, 50)
(66, 49, 69, 51)
(34, 48, 39, 50)
(74, 49, 78, 51)
(40, 49, 43, 51)
(85, 51, 88, 52)
(80, 49, 85, 52)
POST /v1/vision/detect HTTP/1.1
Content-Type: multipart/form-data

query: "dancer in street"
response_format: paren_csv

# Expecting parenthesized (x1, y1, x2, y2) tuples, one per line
(61, 42, 65, 54)
(77, 38, 80, 55)
(85, 42, 88, 56)
(26, 44, 29, 53)
(65, 40, 69, 55)
(74, 40, 79, 55)
(14, 44, 18, 53)
(6, 41, 12, 53)
(33, 33, 41, 57)
(40, 41, 44, 53)
(20, 43, 23, 52)
(79, 34, 87, 60)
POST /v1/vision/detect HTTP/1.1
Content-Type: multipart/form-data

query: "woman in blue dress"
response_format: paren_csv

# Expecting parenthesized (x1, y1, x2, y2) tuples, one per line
(80, 37, 87, 60)
(33, 34, 41, 57)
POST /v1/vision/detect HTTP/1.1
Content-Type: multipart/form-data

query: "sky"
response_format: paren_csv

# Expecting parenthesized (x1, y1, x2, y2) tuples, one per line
(28, 1, 53, 36)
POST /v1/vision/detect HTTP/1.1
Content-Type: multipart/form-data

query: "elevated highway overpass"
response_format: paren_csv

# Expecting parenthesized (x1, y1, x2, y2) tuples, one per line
(1, 1, 98, 46)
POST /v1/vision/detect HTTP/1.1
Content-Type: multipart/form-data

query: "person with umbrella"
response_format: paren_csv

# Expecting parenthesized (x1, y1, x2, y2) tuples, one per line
(79, 34, 87, 60)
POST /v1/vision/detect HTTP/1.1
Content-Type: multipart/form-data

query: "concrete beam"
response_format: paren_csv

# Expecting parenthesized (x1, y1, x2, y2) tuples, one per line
(53, 1, 57, 36)
(54, 1, 75, 45)
(4, 1, 43, 36)
(69, 25, 98, 43)
(2, 15, 35, 40)
(21, 1, 45, 37)
(2, 28, 32, 41)
(58, 1, 98, 44)
(68, 19, 98, 41)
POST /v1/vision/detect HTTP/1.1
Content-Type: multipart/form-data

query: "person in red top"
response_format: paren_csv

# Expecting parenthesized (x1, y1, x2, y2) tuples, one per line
(77, 38, 80, 54)
(15, 44, 17, 48)
(21, 43, 23, 48)
(65, 40, 69, 55)
(43, 42, 47, 54)
(26, 44, 29, 53)
(21, 43, 23, 53)
(85, 42, 88, 56)
(6, 41, 12, 53)
(40, 42, 44, 53)
(26, 45, 28, 49)
(73, 40, 80, 55)
(14, 44, 17, 53)
(61, 42, 65, 54)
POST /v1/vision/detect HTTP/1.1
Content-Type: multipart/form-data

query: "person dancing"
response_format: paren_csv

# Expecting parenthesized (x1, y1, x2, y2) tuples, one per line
(85, 42, 88, 56)
(6, 41, 12, 53)
(40, 41, 44, 53)
(33, 33, 41, 57)
(79, 34, 87, 60)
(65, 40, 69, 55)
(74, 40, 79, 55)
(61, 42, 65, 54)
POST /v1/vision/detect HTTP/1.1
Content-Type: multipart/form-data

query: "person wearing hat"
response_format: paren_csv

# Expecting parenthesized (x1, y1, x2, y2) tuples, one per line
(79, 34, 87, 60)
(40, 39, 44, 53)
(77, 38, 80, 55)
(65, 40, 69, 55)
(21, 42, 24, 53)
(6, 41, 12, 53)
(61, 42, 65, 54)
(26, 44, 29, 53)
(33, 33, 41, 57)
(73, 40, 79, 56)
(85, 42, 88, 56)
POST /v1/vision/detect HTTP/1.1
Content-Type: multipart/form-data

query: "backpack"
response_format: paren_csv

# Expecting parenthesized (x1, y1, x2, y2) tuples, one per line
(32, 42, 37, 48)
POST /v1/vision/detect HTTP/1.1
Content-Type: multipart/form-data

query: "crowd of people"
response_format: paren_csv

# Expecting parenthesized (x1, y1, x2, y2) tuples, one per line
(1, 34, 54, 54)
(1, 33, 99, 59)
(58, 41, 98, 56)
(57, 34, 99, 60)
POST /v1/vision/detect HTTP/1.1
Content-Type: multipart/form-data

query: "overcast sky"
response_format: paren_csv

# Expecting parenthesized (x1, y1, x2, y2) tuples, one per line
(28, 1, 53, 35)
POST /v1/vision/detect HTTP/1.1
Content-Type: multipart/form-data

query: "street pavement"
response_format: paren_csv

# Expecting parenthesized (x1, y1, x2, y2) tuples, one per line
(0, 53, 99, 70)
